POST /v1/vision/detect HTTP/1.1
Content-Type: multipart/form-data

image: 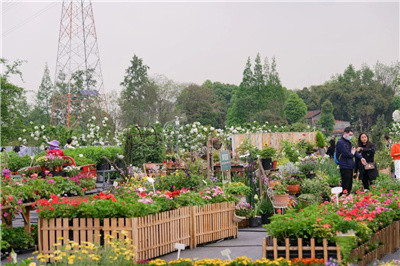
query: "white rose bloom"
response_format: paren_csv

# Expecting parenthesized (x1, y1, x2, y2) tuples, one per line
(34, 137, 39, 141)
(30, 133, 34, 137)
(210, 127, 214, 131)
(104, 117, 108, 121)
(22, 129, 26, 132)
(18, 137, 22, 141)
(35, 131, 40, 136)
(34, 126, 39, 130)
(79, 154, 83, 157)
(41, 125, 45, 130)
(92, 116, 96, 120)
(393, 110, 400, 122)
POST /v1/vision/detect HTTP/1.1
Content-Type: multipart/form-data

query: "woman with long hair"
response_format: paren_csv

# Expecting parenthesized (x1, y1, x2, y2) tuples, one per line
(355, 132, 378, 190)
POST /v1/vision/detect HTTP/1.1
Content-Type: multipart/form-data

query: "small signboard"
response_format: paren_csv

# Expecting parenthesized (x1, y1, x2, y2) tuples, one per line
(219, 150, 231, 172)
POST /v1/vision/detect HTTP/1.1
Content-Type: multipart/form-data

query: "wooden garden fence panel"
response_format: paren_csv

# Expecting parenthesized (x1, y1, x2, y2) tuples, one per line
(232, 132, 317, 153)
(191, 202, 238, 248)
(262, 221, 400, 265)
(39, 203, 237, 260)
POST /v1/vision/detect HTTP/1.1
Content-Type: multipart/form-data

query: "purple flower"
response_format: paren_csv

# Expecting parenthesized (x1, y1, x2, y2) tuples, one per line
(2, 168, 10, 177)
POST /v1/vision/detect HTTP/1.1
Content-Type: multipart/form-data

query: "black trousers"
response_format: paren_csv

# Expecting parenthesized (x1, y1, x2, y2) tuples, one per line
(340, 169, 353, 194)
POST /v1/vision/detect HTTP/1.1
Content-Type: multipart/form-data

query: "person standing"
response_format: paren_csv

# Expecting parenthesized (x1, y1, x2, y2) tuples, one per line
(326, 137, 336, 159)
(355, 133, 378, 191)
(64, 138, 75, 149)
(391, 140, 400, 180)
(336, 127, 367, 193)
(47, 140, 64, 157)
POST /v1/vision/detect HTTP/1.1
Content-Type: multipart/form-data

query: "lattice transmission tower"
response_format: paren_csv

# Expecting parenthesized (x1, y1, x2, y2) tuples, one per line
(51, 0, 107, 128)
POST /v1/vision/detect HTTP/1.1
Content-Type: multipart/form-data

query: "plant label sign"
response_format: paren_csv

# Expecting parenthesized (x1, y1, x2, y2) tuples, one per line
(221, 248, 232, 261)
(175, 243, 185, 259)
(219, 150, 231, 172)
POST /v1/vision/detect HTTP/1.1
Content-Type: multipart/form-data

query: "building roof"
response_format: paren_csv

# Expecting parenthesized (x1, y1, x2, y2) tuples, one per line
(306, 110, 321, 119)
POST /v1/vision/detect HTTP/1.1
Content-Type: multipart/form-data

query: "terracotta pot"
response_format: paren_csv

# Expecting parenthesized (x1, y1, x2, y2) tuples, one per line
(269, 181, 281, 188)
(287, 184, 300, 194)
(274, 194, 289, 205)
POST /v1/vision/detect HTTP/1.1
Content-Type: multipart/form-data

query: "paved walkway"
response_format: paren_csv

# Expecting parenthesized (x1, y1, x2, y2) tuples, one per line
(2, 223, 400, 264)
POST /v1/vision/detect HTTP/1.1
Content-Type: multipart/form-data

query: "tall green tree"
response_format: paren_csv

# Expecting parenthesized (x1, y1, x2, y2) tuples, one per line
(177, 84, 222, 127)
(119, 55, 156, 126)
(35, 63, 53, 123)
(284, 92, 307, 124)
(202, 80, 237, 128)
(318, 99, 335, 133)
(0, 59, 28, 145)
(227, 57, 254, 125)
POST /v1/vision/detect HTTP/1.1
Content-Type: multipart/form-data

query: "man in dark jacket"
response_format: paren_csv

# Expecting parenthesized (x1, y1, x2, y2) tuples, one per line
(336, 127, 366, 193)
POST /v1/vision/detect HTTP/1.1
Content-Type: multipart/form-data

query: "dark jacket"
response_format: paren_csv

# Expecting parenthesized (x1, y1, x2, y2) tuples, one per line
(326, 139, 335, 158)
(355, 142, 379, 179)
(336, 137, 362, 169)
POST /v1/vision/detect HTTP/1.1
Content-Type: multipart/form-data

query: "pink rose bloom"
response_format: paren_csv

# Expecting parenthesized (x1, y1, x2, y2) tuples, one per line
(18, 199, 22, 204)
(48, 179, 55, 183)
(3, 212, 8, 217)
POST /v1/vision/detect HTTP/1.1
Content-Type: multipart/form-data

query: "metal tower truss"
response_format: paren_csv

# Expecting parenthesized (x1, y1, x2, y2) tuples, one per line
(52, 0, 107, 128)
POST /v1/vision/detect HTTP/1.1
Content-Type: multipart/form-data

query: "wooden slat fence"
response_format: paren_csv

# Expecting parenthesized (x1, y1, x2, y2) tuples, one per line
(39, 203, 237, 260)
(262, 221, 400, 265)
(191, 202, 238, 248)
(232, 132, 317, 153)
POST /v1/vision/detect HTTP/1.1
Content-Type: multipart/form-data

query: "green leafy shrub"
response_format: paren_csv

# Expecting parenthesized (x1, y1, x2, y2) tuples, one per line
(316, 131, 325, 149)
(7, 152, 32, 171)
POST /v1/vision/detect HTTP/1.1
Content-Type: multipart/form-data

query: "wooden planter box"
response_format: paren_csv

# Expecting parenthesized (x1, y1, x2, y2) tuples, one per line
(262, 221, 400, 265)
(191, 202, 238, 248)
(39, 203, 237, 260)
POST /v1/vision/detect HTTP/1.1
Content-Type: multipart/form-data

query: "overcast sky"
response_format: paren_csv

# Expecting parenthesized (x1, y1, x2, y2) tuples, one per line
(2, 1, 399, 101)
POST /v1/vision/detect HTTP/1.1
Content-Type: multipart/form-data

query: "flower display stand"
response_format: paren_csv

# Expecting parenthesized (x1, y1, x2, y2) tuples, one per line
(262, 221, 400, 265)
(39, 203, 237, 260)
(1, 203, 35, 233)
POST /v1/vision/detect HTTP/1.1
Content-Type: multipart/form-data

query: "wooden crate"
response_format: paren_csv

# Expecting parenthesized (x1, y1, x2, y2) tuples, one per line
(191, 202, 238, 248)
(262, 221, 400, 265)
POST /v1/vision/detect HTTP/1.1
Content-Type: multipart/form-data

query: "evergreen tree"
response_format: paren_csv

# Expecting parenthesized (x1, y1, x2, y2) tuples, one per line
(319, 99, 335, 133)
(36, 63, 54, 121)
(253, 53, 265, 112)
(119, 55, 156, 126)
(226, 57, 254, 125)
(284, 93, 307, 124)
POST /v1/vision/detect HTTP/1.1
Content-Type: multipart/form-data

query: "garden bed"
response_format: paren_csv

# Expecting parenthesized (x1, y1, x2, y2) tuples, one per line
(262, 221, 400, 265)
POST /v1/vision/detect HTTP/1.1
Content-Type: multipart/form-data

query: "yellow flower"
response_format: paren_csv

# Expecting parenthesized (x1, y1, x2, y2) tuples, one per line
(32, 251, 39, 255)
(57, 237, 64, 240)
(66, 244, 71, 251)
(81, 250, 88, 254)
(29, 263, 36, 266)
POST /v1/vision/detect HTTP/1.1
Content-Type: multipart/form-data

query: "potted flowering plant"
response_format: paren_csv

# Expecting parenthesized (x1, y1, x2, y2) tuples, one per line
(234, 202, 253, 222)
(299, 157, 317, 179)
(283, 177, 301, 194)
(268, 173, 282, 188)
(64, 165, 81, 177)
(225, 182, 251, 202)
(273, 183, 289, 205)
(258, 144, 276, 170)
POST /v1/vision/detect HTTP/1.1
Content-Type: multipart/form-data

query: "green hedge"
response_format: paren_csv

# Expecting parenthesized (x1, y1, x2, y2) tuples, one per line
(34, 146, 123, 166)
